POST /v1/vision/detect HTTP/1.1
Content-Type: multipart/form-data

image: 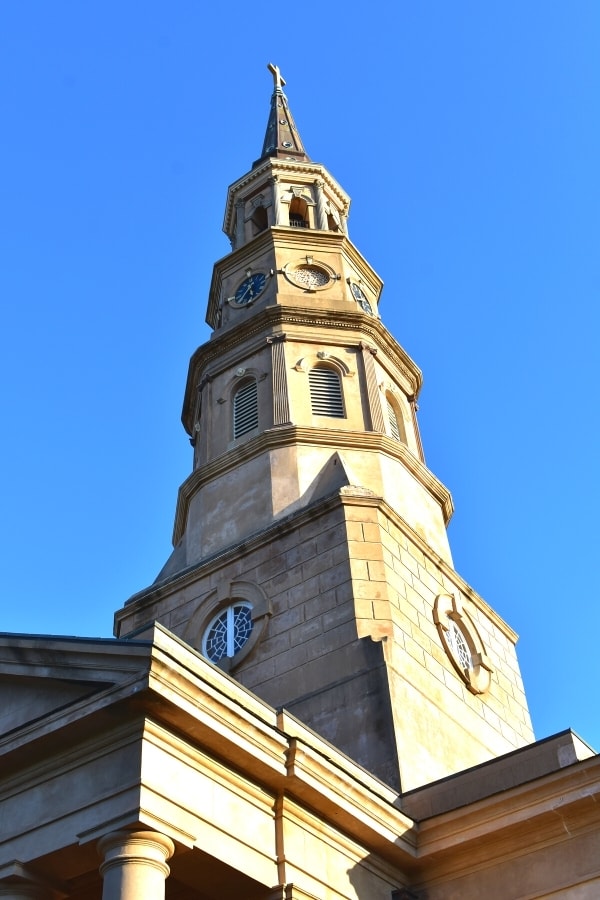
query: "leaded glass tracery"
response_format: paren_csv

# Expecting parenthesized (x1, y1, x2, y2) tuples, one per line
(203, 602, 253, 663)
(447, 621, 472, 671)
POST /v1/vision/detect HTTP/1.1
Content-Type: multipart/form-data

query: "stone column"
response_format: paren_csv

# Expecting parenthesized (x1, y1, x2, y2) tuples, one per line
(360, 342, 385, 432)
(235, 200, 245, 248)
(98, 830, 175, 900)
(341, 203, 349, 234)
(195, 373, 213, 468)
(314, 179, 328, 230)
(409, 395, 425, 462)
(270, 176, 282, 225)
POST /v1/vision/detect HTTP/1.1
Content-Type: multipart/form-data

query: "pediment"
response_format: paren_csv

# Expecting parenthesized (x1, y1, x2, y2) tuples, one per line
(0, 673, 111, 735)
(0, 633, 151, 735)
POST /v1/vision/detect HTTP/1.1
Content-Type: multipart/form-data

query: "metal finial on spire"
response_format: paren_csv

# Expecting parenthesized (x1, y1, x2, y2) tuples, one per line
(255, 63, 310, 167)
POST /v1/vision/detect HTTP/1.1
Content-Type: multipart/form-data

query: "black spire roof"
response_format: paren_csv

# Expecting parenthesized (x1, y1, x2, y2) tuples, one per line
(254, 63, 310, 167)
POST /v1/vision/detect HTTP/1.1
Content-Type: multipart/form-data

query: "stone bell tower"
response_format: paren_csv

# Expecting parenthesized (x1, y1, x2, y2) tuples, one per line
(115, 66, 534, 792)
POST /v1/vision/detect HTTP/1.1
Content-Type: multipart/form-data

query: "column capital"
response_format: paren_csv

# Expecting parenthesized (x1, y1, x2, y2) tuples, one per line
(98, 830, 175, 899)
(359, 340, 377, 356)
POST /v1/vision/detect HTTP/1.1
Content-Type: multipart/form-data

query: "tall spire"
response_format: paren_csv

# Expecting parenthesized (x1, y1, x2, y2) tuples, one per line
(255, 63, 310, 166)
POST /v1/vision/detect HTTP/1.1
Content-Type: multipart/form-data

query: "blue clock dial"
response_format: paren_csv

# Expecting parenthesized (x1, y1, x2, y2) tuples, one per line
(350, 282, 374, 315)
(234, 273, 267, 305)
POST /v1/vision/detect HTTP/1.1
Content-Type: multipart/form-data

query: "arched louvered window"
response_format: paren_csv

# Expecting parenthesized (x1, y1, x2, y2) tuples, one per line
(233, 379, 258, 438)
(386, 396, 401, 441)
(386, 393, 405, 443)
(309, 367, 345, 418)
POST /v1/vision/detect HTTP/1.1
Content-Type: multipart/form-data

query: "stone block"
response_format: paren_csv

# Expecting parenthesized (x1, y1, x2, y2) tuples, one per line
(403, 634, 426, 666)
(319, 563, 351, 592)
(399, 547, 420, 577)
(399, 596, 421, 627)
(304, 587, 338, 621)
(322, 603, 355, 633)
(260, 629, 292, 659)
(417, 610, 439, 642)
(273, 642, 309, 676)
(345, 521, 364, 542)
(362, 522, 382, 543)
(347, 540, 384, 561)
(424, 651, 446, 685)
(353, 579, 386, 600)
(417, 563, 444, 595)
(290, 617, 324, 647)
(410, 626, 432, 655)
(367, 560, 387, 582)
(302, 551, 338, 580)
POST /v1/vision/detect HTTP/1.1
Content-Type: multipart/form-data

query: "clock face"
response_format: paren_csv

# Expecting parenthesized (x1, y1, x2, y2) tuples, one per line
(350, 282, 373, 315)
(292, 265, 330, 289)
(234, 273, 267, 305)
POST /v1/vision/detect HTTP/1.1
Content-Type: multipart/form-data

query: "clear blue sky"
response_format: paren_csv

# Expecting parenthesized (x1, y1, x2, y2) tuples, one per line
(1, 3, 599, 752)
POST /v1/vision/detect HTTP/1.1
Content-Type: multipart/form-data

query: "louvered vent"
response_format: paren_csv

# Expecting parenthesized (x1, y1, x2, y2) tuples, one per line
(309, 367, 344, 417)
(233, 380, 258, 438)
(386, 397, 401, 442)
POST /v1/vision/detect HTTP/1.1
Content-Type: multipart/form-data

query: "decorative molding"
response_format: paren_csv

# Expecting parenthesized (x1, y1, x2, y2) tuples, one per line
(121, 486, 515, 647)
(171, 425, 454, 547)
(434, 593, 493, 695)
(360, 342, 385, 432)
(183, 579, 271, 674)
(360, 340, 378, 356)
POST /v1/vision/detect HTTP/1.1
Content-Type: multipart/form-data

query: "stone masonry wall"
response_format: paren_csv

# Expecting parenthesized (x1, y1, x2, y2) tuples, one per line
(117, 488, 533, 792)
(342, 493, 534, 790)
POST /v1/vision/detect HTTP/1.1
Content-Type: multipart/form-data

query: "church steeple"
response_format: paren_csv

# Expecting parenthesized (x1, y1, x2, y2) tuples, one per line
(115, 67, 534, 794)
(255, 63, 310, 166)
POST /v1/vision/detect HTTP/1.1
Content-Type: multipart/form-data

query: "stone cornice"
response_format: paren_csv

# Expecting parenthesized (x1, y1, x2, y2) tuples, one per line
(172, 426, 452, 546)
(206, 226, 383, 328)
(117, 492, 349, 621)
(184, 304, 422, 431)
(223, 158, 349, 236)
(142, 627, 419, 862)
(0, 623, 418, 875)
(413, 754, 600, 884)
(119, 486, 513, 646)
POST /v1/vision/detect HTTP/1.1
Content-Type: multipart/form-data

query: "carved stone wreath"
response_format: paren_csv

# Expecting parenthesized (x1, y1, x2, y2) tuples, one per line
(433, 592, 493, 694)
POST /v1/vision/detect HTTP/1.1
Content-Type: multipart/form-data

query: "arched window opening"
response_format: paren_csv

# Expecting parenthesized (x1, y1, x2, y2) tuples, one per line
(202, 602, 253, 663)
(386, 394, 406, 443)
(327, 213, 340, 232)
(233, 379, 258, 439)
(289, 197, 309, 228)
(251, 205, 268, 235)
(309, 366, 345, 418)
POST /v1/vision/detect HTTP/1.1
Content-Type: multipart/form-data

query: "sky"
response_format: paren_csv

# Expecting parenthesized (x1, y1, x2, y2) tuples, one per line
(1, 3, 599, 753)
